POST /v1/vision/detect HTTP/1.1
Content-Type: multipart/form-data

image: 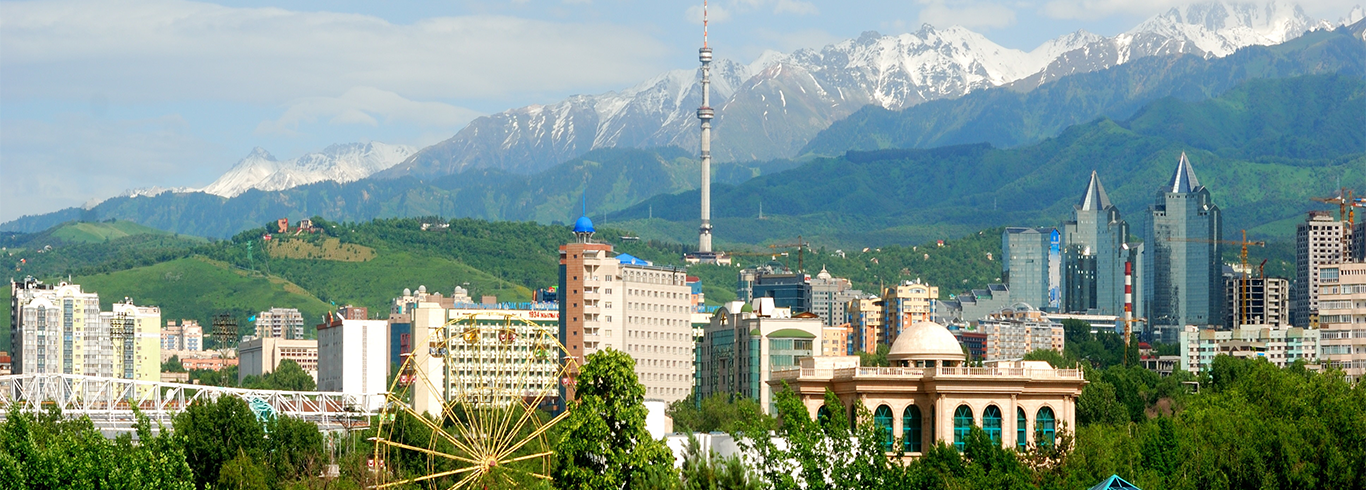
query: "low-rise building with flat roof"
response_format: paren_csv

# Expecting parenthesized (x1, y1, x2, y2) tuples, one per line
(238, 337, 318, 384)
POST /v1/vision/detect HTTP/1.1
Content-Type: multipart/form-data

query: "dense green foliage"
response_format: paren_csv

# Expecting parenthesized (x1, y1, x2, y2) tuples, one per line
(0, 406, 194, 489)
(174, 396, 324, 489)
(666, 394, 775, 435)
(553, 348, 678, 489)
(240, 359, 317, 391)
(726, 355, 1366, 490)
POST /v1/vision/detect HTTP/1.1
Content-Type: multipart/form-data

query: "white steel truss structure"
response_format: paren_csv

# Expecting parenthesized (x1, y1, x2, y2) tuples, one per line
(0, 374, 381, 432)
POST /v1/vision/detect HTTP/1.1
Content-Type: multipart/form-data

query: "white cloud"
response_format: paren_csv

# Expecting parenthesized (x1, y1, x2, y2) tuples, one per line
(254, 87, 482, 137)
(918, 1, 1018, 29)
(0, 0, 669, 105)
(687, 0, 818, 23)
(772, 0, 820, 15)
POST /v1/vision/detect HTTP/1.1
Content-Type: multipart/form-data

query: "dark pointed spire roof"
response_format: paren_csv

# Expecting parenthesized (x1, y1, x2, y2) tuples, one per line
(1168, 152, 1202, 193)
(1078, 170, 1112, 211)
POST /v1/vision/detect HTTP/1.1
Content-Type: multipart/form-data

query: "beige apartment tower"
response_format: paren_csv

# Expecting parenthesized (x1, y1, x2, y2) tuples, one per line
(1315, 262, 1366, 381)
(560, 216, 694, 403)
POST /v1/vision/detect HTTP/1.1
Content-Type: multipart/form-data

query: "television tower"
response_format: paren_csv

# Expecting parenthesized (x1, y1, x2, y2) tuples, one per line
(697, 0, 714, 253)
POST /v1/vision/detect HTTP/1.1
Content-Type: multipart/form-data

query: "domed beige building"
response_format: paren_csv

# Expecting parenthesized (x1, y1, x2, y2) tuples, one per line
(771, 320, 1086, 455)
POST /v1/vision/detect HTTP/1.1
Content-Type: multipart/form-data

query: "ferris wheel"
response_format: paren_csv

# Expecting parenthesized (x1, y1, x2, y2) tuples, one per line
(369, 312, 576, 489)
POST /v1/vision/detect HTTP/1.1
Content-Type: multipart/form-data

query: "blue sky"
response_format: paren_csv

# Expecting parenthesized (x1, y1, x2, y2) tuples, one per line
(0, 0, 1359, 222)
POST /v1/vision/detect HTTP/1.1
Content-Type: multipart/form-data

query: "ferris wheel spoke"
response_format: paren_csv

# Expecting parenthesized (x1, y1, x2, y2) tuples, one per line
(498, 463, 555, 480)
(392, 398, 480, 459)
(372, 437, 481, 465)
(499, 450, 555, 465)
(370, 464, 480, 489)
(493, 408, 573, 463)
(375, 313, 571, 490)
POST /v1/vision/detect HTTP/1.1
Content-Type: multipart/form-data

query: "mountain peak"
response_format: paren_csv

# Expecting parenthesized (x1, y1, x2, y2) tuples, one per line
(202, 142, 414, 197)
(247, 147, 276, 161)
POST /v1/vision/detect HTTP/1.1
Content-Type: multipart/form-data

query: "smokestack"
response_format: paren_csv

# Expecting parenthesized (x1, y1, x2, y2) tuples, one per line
(1124, 261, 1133, 347)
(697, 0, 714, 253)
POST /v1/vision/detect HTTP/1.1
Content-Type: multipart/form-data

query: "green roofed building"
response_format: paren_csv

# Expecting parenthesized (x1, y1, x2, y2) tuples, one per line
(697, 298, 823, 414)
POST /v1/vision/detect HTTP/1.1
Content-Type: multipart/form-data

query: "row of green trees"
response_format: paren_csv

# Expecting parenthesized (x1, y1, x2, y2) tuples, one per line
(3, 349, 1362, 489)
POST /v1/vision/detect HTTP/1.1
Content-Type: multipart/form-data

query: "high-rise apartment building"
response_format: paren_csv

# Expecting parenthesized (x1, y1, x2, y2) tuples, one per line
(1294, 211, 1352, 327)
(105, 299, 162, 382)
(1315, 263, 1366, 381)
(1142, 153, 1223, 341)
(10, 279, 160, 381)
(1224, 276, 1290, 327)
(560, 216, 694, 403)
(1064, 171, 1131, 316)
(881, 280, 939, 346)
(255, 307, 306, 340)
(847, 296, 883, 354)
(1002, 227, 1058, 311)
(161, 320, 203, 352)
(810, 266, 862, 327)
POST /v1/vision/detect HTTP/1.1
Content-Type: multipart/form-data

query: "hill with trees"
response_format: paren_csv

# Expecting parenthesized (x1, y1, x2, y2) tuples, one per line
(609, 74, 1364, 251)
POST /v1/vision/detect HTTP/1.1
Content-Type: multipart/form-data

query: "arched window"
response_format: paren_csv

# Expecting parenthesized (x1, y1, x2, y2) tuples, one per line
(1016, 408, 1027, 451)
(874, 405, 894, 451)
(1036, 407, 1056, 448)
(903, 405, 923, 453)
(817, 405, 831, 427)
(982, 405, 1003, 445)
(952, 405, 974, 452)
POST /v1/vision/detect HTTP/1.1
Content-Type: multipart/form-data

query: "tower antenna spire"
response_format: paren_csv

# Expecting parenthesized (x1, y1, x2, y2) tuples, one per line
(696, 0, 715, 254)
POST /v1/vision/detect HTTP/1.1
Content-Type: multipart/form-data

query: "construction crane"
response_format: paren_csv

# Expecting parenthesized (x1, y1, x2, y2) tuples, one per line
(769, 235, 809, 273)
(1312, 188, 1357, 256)
(1169, 230, 1266, 328)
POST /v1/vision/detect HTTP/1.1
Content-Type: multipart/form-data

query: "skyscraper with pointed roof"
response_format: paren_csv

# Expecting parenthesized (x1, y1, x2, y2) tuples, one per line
(1143, 153, 1223, 340)
(1063, 171, 1130, 316)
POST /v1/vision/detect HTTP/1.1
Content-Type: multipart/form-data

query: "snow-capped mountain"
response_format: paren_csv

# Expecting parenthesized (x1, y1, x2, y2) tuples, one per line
(203, 142, 415, 198)
(1024, 1, 1328, 86)
(385, 1, 1356, 177)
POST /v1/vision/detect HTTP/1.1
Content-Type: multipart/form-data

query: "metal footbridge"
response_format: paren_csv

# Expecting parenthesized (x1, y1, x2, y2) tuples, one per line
(0, 374, 382, 434)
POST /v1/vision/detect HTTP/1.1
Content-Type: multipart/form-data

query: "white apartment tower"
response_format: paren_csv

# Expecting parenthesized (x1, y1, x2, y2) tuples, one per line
(255, 307, 306, 339)
(561, 216, 695, 403)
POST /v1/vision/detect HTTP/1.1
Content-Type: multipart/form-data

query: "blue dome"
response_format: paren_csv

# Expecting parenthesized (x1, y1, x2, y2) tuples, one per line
(572, 216, 595, 233)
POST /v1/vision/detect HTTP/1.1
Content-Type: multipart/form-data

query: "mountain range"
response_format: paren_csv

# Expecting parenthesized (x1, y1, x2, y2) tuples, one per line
(4, 2, 1364, 248)
(114, 142, 414, 202)
(381, 0, 1349, 178)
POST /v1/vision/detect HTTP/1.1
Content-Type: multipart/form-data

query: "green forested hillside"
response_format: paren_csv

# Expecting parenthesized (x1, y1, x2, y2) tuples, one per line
(1, 216, 1011, 351)
(800, 26, 1365, 156)
(611, 74, 1365, 251)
